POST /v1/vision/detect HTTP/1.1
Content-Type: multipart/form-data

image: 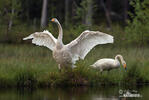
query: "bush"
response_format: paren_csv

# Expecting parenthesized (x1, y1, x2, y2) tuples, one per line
(125, 0, 149, 46)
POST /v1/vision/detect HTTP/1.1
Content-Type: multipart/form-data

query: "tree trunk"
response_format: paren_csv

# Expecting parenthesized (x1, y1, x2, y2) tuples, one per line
(124, 0, 128, 25)
(85, 0, 93, 27)
(101, 0, 112, 29)
(41, 0, 48, 28)
(106, 0, 112, 13)
(8, 8, 14, 31)
(33, 18, 37, 31)
(65, 0, 69, 27)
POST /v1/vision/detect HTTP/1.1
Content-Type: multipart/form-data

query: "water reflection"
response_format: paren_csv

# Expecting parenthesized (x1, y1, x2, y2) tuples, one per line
(0, 85, 148, 100)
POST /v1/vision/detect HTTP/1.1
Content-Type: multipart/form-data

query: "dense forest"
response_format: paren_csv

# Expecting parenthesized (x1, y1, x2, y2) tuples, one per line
(0, 0, 149, 46)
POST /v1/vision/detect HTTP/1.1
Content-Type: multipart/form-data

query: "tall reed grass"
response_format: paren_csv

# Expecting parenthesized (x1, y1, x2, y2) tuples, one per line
(0, 44, 148, 87)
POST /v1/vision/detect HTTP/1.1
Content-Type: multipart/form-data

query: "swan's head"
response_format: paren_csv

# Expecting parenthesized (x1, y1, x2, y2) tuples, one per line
(90, 64, 96, 68)
(122, 61, 127, 71)
(88, 64, 96, 70)
(51, 18, 59, 23)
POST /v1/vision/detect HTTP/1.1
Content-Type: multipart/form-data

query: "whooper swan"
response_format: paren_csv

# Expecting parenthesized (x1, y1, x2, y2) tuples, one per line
(91, 54, 126, 73)
(23, 18, 114, 70)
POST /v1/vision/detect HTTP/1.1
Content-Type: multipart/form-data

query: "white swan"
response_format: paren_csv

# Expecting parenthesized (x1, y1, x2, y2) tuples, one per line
(90, 54, 126, 73)
(23, 18, 114, 70)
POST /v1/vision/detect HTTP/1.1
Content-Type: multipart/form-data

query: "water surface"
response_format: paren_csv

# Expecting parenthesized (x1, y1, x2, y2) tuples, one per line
(0, 85, 149, 100)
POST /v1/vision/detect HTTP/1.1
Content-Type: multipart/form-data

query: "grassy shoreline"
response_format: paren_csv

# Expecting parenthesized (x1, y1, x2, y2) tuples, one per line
(0, 44, 149, 87)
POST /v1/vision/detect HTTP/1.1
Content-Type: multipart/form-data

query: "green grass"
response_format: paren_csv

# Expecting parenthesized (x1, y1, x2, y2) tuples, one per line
(0, 44, 149, 87)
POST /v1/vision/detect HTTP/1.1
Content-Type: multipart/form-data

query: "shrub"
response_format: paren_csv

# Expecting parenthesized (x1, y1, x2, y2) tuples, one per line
(125, 0, 149, 46)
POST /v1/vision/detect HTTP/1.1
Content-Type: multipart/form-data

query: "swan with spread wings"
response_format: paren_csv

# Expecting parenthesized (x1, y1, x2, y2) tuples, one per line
(23, 18, 114, 70)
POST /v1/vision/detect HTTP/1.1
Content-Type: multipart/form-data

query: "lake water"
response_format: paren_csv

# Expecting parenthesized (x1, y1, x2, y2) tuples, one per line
(0, 85, 149, 100)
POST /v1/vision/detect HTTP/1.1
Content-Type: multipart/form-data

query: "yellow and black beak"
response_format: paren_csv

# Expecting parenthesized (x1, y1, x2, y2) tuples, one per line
(51, 18, 55, 22)
(123, 64, 127, 71)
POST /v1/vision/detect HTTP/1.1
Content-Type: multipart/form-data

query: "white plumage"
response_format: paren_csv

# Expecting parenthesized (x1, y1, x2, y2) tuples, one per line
(23, 18, 114, 70)
(23, 30, 57, 51)
(91, 54, 126, 73)
(66, 30, 113, 61)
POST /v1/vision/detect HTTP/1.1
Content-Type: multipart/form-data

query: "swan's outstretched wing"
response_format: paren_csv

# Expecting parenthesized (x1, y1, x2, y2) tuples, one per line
(66, 30, 113, 62)
(23, 30, 57, 51)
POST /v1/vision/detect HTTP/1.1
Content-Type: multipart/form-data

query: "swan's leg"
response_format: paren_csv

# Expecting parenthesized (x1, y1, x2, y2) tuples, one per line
(58, 64, 61, 72)
(100, 69, 103, 75)
(72, 65, 77, 68)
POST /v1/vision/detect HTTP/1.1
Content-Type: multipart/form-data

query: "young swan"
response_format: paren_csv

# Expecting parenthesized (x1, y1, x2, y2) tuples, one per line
(90, 54, 126, 73)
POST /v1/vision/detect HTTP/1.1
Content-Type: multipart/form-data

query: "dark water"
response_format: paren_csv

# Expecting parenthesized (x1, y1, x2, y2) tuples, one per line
(0, 86, 149, 100)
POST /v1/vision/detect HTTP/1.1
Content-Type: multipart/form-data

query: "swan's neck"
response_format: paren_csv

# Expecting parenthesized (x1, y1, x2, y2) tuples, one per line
(115, 55, 124, 66)
(57, 21, 63, 43)
(56, 21, 63, 49)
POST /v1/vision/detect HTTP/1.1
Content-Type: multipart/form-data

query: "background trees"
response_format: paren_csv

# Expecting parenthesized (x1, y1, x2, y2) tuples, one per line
(0, 0, 148, 46)
(125, 0, 149, 46)
(41, 0, 48, 28)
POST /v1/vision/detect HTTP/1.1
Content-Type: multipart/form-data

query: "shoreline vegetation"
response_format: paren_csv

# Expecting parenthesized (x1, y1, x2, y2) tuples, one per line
(0, 44, 149, 88)
(0, 0, 149, 88)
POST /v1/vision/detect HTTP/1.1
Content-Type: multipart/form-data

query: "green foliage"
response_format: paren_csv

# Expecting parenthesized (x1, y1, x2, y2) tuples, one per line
(0, 23, 40, 43)
(0, 0, 148, 88)
(75, 0, 96, 23)
(0, 45, 148, 87)
(14, 67, 37, 87)
(123, 62, 141, 85)
(0, 0, 21, 23)
(125, 0, 149, 46)
(75, 0, 88, 21)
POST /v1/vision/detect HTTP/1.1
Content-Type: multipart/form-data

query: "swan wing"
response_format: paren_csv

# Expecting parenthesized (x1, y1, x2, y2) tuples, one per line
(67, 30, 114, 62)
(23, 30, 57, 51)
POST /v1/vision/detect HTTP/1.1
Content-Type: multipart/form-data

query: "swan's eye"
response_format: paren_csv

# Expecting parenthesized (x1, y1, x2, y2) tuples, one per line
(51, 18, 55, 22)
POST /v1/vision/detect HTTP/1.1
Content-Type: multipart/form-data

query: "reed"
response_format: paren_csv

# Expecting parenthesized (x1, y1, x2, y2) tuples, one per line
(0, 44, 148, 87)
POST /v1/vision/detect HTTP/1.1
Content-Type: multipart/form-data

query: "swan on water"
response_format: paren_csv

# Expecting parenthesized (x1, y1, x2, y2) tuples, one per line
(23, 18, 114, 70)
(90, 54, 126, 73)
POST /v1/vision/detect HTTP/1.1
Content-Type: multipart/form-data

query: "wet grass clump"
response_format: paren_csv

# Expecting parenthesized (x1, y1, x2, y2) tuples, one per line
(0, 44, 149, 87)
